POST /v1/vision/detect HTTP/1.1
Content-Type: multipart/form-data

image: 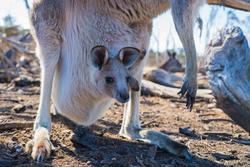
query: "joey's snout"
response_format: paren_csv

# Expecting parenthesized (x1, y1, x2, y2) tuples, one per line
(116, 76, 139, 103)
(117, 91, 130, 103)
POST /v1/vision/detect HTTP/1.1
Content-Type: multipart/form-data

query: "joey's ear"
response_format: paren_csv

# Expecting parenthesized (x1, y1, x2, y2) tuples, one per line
(127, 76, 139, 91)
(119, 47, 140, 68)
(91, 45, 109, 70)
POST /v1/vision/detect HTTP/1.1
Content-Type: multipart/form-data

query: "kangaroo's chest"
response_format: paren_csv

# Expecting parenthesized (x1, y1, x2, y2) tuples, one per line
(53, 4, 152, 124)
(60, 7, 152, 85)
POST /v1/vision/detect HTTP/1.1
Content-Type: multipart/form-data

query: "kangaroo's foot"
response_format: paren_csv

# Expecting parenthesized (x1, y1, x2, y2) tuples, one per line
(119, 128, 192, 160)
(178, 77, 197, 111)
(26, 127, 55, 162)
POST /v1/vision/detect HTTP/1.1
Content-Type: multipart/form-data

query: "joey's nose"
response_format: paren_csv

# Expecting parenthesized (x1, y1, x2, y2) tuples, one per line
(118, 92, 129, 103)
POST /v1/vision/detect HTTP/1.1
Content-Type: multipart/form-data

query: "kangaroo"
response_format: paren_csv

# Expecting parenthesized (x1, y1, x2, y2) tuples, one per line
(26, 0, 205, 162)
(160, 51, 184, 73)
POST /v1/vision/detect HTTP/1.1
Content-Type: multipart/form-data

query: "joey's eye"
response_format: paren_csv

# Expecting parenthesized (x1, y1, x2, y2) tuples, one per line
(105, 77, 114, 84)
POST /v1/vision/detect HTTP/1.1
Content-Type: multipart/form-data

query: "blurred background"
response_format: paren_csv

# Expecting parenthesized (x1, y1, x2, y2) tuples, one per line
(0, 0, 249, 82)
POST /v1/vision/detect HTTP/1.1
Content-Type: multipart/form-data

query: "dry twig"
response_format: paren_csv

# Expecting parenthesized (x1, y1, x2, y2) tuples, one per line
(0, 121, 33, 130)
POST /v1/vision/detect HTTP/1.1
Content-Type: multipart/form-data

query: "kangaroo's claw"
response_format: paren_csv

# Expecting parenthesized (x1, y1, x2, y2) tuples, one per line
(178, 79, 197, 111)
(26, 127, 54, 162)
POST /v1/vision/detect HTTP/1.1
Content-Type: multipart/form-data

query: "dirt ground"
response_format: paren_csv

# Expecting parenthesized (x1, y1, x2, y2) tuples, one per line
(0, 50, 249, 167)
(0, 72, 250, 167)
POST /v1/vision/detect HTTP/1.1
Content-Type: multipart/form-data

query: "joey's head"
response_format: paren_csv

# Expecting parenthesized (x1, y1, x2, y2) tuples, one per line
(91, 46, 141, 103)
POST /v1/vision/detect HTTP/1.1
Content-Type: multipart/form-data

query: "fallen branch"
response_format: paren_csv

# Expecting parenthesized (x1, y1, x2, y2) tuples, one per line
(200, 118, 234, 124)
(179, 127, 200, 138)
(0, 48, 17, 70)
(0, 36, 35, 55)
(233, 139, 250, 145)
(141, 80, 213, 100)
(0, 121, 33, 130)
(212, 152, 238, 160)
(202, 132, 233, 137)
(208, 0, 250, 11)
(202, 132, 250, 145)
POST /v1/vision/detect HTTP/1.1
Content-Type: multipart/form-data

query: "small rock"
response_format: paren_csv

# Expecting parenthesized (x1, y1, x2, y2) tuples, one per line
(0, 108, 10, 113)
(12, 104, 26, 113)
(18, 56, 30, 68)
(11, 136, 18, 141)
(212, 152, 238, 161)
(179, 127, 199, 138)
(15, 145, 23, 153)
(245, 154, 250, 159)
(13, 76, 40, 87)
(86, 161, 92, 165)
(229, 150, 237, 154)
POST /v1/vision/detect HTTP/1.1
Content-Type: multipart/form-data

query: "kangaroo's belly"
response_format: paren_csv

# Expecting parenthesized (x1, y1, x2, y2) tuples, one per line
(55, 96, 113, 126)
(51, 53, 113, 125)
(52, 77, 113, 125)
(50, 7, 152, 125)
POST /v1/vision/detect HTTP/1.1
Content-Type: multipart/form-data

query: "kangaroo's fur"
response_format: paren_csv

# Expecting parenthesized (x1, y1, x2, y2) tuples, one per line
(27, 0, 205, 162)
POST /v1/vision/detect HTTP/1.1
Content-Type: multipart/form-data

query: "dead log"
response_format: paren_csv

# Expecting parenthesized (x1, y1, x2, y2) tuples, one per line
(0, 36, 35, 55)
(141, 80, 213, 100)
(143, 69, 210, 89)
(207, 0, 250, 11)
(0, 121, 33, 130)
(0, 52, 17, 70)
(206, 26, 250, 133)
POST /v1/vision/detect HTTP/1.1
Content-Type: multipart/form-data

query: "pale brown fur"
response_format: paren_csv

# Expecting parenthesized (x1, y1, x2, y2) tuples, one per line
(27, 0, 205, 161)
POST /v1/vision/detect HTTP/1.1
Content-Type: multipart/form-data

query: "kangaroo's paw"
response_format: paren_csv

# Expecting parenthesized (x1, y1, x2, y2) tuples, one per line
(178, 78, 197, 111)
(26, 127, 54, 162)
(120, 128, 192, 160)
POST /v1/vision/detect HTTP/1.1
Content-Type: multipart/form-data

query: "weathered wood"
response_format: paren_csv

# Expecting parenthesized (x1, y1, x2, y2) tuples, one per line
(143, 69, 210, 89)
(0, 121, 33, 130)
(0, 36, 35, 55)
(141, 80, 213, 100)
(206, 26, 250, 133)
(207, 0, 250, 11)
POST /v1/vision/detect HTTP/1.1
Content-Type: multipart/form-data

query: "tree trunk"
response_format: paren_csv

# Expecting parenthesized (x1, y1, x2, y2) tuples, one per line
(206, 26, 250, 133)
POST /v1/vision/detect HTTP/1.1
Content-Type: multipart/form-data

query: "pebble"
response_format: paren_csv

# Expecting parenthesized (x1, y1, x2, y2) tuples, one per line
(0, 108, 10, 113)
(12, 104, 26, 113)
(13, 76, 40, 87)
(212, 152, 238, 161)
